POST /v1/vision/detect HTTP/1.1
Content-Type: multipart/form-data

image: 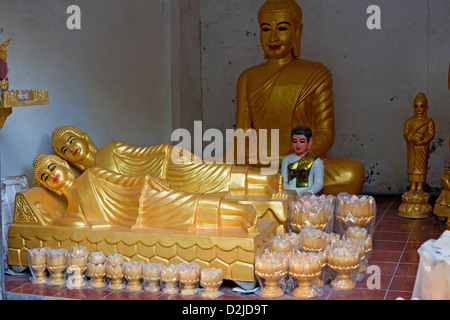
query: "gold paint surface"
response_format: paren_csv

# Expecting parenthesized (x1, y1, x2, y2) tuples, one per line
(8, 219, 276, 282)
(235, 0, 365, 195)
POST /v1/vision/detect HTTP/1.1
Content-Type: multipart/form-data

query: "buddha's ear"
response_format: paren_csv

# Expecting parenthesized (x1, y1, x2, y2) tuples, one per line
(61, 158, 76, 180)
(293, 23, 303, 57)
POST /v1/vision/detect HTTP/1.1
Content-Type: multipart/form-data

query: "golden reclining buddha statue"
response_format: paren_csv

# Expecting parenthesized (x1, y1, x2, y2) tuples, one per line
(32, 154, 258, 233)
(9, 126, 295, 281)
(235, 0, 365, 195)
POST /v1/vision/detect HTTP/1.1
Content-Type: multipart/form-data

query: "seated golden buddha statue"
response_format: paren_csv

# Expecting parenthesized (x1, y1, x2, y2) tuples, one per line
(51, 125, 286, 197)
(235, 0, 365, 195)
(33, 154, 258, 233)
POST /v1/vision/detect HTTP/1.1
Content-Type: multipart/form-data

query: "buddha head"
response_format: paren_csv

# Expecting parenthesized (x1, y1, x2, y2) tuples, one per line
(258, 0, 303, 59)
(413, 93, 428, 117)
(52, 126, 97, 168)
(33, 154, 76, 195)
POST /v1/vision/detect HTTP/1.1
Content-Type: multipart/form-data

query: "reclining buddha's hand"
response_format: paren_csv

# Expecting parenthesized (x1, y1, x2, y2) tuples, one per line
(145, 175, 172, 192)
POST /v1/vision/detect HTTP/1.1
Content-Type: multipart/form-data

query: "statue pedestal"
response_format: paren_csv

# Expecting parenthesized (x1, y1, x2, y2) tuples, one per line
(8, 187, 277, 283)
(398, 192, 432, 219)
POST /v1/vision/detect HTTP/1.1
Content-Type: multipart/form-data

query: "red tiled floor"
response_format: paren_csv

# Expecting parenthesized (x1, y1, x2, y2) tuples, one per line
(3, 195, 448, 301)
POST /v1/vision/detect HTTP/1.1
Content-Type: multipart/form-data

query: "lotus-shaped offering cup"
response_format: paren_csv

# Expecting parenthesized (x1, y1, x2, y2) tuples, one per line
(315, 250, 328, 288)
(68, 246, 89, 287)
(161, 264, 180, 295)
(87, 252, 107, 288)
(124, 261, 143, 291)
(290, 200, 329, 233)
(282, 232, 301, 250)
(344, 226, 373, 272)
(270, 235, 292, 253)
(28, 247, 49, 284)
(338, 237, 369, 274)
(255, 252, 288, 298)
(200, 268, 224, 299)
(143, 263, 164, 293)
(106, 254, 125, 290)
(336, 194, 376, 231)
(46, 248, 68, 286)
(288, 251, 323, 299)
(300, 227, 326, 253)
(326, 245, 361, 290)
(179, 263, 201, 296)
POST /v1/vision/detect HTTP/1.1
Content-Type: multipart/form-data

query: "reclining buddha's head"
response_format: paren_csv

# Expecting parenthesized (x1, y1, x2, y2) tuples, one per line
(52, 126, 97, 166)
(33, 154, 75, 195)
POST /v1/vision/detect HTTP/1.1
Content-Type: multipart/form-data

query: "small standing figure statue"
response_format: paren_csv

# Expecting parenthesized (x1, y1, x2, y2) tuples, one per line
(399, 93, 435, 218)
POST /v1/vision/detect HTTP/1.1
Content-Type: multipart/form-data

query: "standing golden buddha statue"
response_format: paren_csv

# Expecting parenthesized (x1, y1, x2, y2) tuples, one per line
(399, 93, 435, 218)
(235, 0, 365, 195)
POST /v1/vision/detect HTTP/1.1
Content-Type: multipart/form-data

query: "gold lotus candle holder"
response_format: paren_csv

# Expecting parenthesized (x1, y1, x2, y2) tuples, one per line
(124, 261, 143, 291)
(344, 226, 373, 272)
(269, 235, 292, 253)
(288, 251, 323, 299)
(179, 263, 201, 296)
(290, 199, 331, 233)
(47, 248, 68, 286)
(326, 244, 361, 290)
(143, 263, 164, 293)
(67, 246, 89, 288)
(28, 247, 49, 284)
(282, 232, 301, 250)
(106, 253, 125, 290)
(255, 252, 289, 298)
(336, 194, 376, 232)
(200, 268, 224, 299)
(161, 264, 180, 295)
(87, 252, 107, 289)
(300, 227, 326, 253)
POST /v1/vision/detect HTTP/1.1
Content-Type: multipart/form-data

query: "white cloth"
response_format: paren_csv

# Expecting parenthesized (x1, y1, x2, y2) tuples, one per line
(413, 231, 450, 300)
(281, 153, 324, 196)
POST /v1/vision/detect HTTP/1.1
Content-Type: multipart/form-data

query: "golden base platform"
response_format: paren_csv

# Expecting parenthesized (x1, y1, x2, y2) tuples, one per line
(398, 192, 432, 219)
(8, 189, 276, 282)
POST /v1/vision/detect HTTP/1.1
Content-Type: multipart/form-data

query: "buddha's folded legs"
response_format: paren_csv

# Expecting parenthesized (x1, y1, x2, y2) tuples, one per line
(322, 157, 365, 195)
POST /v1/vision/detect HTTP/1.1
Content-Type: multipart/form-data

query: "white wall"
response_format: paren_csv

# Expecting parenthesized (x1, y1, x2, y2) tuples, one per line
(200, 0, 450, 194)
(0, 0, 197, 184)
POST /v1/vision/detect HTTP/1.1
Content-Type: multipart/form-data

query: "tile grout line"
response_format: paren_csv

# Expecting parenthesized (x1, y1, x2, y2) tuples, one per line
(383, 197, 417, 300)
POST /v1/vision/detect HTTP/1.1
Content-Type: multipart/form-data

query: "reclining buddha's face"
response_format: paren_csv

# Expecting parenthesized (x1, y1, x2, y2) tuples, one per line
(35, 156, 72, 191)
(54, 131, 89, 164)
